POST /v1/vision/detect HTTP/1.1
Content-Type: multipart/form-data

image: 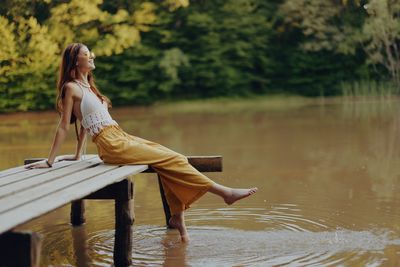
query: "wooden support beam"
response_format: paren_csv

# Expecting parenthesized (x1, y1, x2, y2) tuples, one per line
(113, 179, 134, 267)
(0, 231, 42, 267)
(143, 156, 223, 173)
(25, 156, 222, 173)
(71, 200, 86, 226)
(84, 180, 133, 200)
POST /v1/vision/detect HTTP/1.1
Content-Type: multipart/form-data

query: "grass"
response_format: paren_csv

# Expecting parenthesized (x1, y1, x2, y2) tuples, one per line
(150, 94, 325, 114)
(341, 80, 399, 99)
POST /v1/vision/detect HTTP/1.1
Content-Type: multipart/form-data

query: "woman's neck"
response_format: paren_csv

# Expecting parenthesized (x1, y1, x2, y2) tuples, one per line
(75, 72, 89, 84)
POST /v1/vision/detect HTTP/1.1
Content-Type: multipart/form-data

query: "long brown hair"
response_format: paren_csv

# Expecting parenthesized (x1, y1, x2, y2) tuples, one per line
(55, 43, 112, 124)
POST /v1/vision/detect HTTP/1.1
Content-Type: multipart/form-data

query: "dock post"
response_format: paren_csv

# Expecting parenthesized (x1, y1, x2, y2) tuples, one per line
(71, 200, 86, 226)
(0, 231, 42, 267)
(114, 179, 134, 267)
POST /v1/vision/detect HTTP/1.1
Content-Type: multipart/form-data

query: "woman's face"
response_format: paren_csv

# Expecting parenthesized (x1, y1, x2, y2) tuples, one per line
(77, 46, 95, 71)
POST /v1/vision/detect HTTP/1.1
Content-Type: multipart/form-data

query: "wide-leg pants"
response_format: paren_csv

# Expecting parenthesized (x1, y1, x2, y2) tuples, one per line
(92, 124, 215, 215)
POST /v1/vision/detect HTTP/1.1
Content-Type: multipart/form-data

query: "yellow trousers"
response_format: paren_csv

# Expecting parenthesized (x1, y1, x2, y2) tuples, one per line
(92, 124, 215, 215)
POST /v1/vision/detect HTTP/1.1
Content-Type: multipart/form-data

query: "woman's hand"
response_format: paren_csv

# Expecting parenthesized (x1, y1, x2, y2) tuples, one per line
(25, 161, 52, 169)
(25, 155, 79, 170)
(56, 155, 79, 161)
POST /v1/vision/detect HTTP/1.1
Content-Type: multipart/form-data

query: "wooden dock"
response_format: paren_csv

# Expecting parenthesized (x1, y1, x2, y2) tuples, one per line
(0, 154, 222, 267)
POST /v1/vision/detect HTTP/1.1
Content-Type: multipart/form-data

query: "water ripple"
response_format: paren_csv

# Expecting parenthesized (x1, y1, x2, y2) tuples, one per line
(31, 203, 400, 266)
(83, 225, 400, 266)
(186, 203, 329, 232)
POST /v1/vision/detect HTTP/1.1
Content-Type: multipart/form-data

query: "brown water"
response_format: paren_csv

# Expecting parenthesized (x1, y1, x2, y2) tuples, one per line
(1, 98, 400, 266)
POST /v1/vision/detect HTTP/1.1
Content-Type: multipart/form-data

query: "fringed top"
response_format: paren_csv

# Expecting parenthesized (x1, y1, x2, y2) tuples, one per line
(76, 81, 118, 136)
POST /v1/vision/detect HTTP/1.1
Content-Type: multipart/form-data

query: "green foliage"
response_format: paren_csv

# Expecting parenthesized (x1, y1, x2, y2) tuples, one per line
(0, 0, 398, 113)
(360, 0, 400, 85)
(0, 0, 162, 112)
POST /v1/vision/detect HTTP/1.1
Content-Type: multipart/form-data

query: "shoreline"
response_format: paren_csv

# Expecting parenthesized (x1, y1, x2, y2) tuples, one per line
(1, 94, 399, 120)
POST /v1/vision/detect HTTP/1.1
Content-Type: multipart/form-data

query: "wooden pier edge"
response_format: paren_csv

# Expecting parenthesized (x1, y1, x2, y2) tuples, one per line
(20, 155, 223, 266)
(24, 156, 223, 173)
(25, 155, 222, 228)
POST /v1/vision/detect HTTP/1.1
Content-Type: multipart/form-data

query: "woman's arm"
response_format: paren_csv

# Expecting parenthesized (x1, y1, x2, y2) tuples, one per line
(56, 126, 87, 161)
(25, 84, 76, 169)
(74, 125, 87, 160)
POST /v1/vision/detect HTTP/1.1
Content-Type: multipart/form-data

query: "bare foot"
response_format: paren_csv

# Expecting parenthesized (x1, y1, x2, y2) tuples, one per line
(168, 213, 190, 242)
(224, 187, 258, 205)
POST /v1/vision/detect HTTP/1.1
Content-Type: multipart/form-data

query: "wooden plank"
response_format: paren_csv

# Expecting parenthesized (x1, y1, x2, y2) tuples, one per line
(0, 165, 29, 179)
(1, 155, 220, 178)
(0, 163, 120, 214)
(0, 161, 75, 186)
(0, 164, 147, 234)
(23, 154, 97, 165)
(0, 156, 98, 187)
(0, 158, 103, 198)
(0, 154, 97, 179)
(188, 156, 222, 172)
(0, 231, 42, 267)
(143, 155, 222, 173)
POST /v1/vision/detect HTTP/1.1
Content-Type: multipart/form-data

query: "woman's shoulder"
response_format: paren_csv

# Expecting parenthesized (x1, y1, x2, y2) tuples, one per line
(63, 81, 81, 97)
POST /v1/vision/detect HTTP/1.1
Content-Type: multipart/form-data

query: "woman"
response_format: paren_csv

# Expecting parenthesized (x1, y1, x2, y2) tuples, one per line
(25, 43, 258, 242)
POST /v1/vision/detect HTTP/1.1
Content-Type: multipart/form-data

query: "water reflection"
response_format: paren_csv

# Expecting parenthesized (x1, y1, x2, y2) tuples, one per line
(3, 98, 400, 266)
(71, 225, 91, 267)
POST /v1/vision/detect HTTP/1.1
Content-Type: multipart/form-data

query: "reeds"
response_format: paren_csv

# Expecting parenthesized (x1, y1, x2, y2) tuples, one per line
(341, 80, 399, 99)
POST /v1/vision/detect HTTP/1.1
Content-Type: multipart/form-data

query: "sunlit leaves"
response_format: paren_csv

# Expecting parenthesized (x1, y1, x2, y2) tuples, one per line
(280, 0, 360, 54)
(0, 0, 179, 112)
(95, 25, 141, 56)
(164, 0, 190, 11)
(16, 17, 58, 75)
(0, 16, 17, 82)
(158, 48, 190, 92)
(361, 0, 400, 84)
(133, 2, 157, 32)
(0, 15, 58, 111)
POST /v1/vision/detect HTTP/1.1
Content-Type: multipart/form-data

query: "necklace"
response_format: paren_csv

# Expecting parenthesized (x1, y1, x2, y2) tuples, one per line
(75, 79, 91, 89)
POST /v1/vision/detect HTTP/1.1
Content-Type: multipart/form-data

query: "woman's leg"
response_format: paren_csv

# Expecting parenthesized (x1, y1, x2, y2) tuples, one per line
(130, 135, 258, 240)
(168, 211, 189, 242)
(159, 179, 189, 242)
(95, 128, 257, 241)
(97, 130, 214, 241)
(131, 134, 258, 204)
(208, 183, 258, 205)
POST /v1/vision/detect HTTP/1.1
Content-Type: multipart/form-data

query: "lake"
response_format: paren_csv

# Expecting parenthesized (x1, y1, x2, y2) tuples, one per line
(1, 97, 400, 266)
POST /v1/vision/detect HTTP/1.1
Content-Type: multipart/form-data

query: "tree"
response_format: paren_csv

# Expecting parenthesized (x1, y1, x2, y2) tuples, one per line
(274, 0, 368, 95)
(0, 0, 185, 112)
(361, 0, 400, 86)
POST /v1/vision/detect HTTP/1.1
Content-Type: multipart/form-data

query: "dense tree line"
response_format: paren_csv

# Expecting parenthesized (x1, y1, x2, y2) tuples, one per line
(0, 0, 398, 112)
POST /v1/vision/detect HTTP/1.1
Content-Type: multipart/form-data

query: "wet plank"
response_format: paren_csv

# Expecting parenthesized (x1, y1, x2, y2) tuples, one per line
(0, 158, 103, 198)
(0, 155, 98, 185)
(0, 157, 148, 234)
(0, 155, 98, 179)
(0, 163, 120, 214)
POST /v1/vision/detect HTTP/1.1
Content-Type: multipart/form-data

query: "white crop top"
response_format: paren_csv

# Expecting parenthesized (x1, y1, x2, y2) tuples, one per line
(76, 81, 118, 136)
